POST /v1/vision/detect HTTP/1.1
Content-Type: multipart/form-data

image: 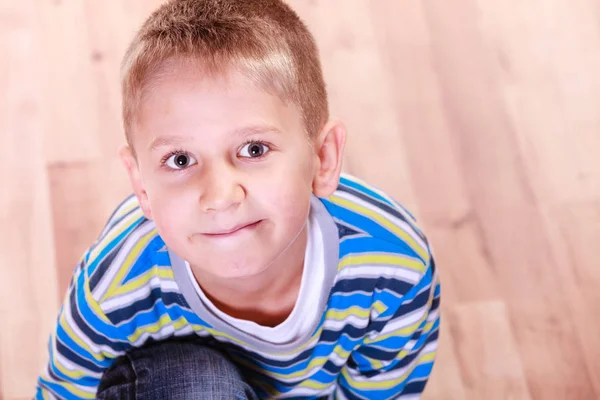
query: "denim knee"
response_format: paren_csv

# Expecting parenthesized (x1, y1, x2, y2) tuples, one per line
(97, 339, 257, 400)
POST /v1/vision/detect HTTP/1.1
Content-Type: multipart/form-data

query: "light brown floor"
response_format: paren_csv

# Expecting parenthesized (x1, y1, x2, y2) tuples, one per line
(1, 0, 599, 399)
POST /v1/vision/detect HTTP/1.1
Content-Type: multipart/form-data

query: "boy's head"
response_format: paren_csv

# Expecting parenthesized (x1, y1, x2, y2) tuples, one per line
(118, 0, 346, 279)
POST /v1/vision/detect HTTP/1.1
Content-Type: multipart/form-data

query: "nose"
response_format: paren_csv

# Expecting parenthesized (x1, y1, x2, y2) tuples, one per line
(199, 163, 245, 213)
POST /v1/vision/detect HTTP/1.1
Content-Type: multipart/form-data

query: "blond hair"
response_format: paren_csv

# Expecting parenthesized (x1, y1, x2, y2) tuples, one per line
(121, 0, 328, 146)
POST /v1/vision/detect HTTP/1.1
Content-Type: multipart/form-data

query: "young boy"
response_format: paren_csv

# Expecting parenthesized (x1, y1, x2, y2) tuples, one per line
(36, 0, 440, 398)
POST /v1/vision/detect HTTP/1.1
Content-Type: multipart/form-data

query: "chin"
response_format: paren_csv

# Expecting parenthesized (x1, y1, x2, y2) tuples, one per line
(216, 267, 266, 280)
(214, 259, 271, 279)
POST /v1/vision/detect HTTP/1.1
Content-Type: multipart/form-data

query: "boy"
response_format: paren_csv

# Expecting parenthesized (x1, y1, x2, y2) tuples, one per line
(36, 0, 440, 398)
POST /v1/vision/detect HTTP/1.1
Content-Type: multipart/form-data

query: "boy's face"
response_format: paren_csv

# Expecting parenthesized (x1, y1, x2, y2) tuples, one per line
(121, 62, 344, 279)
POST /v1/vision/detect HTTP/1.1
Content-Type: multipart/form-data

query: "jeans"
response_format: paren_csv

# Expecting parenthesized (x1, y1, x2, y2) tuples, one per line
(97, 339, 259, 400)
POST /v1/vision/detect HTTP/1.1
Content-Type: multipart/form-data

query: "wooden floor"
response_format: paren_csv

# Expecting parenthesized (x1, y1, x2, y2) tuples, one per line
(1, 0, 599, 399)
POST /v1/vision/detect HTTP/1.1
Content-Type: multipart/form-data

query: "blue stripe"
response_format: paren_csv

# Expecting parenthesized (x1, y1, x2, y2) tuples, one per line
(338, 176, 395, 208)
(122, 236, 169, 284)
(106, 288, 186, 323)
(339, 235, 423, 261)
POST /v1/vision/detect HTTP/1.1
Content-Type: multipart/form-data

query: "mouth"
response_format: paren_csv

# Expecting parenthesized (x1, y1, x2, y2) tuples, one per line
(203, 220, 263, 237)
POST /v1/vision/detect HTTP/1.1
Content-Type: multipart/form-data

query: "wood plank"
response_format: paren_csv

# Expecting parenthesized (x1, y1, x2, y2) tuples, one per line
(0, 1, 58, 398)
(2, 0, 600, 399)
(449, 301, 531, 400)
(36, 0, 103, 164)
(289, 0, 420, 215)
(419, 0, 597, 397)
(477, 0, 600, 205)
(542, 201, 600, 395)
(48, 158, 131, 298)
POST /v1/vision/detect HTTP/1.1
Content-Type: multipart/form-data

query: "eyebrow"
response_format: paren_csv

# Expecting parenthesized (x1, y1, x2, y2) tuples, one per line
(148, 124, 283, 151)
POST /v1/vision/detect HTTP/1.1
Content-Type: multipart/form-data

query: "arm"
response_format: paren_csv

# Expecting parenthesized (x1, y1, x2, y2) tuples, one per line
(36, 252, 129, 399)
(336, 259, 441, 400)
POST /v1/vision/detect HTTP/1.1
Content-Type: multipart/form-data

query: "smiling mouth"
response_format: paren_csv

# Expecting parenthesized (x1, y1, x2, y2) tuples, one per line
(203, 220, 262, 237)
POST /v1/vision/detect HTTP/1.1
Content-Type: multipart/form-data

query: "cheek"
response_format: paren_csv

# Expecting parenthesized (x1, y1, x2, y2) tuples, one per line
(145, 184, 192, 233)
(258, 179, 312, 232)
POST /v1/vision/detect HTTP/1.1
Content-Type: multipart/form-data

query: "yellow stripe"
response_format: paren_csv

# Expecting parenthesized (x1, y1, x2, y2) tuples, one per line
(329, 195, 429, 262)
(237, 354, 330, 380)
(371, 359, 384, 370)
(101, 227, 157, 303)
(333, 343, 352, 360)
(338, 253, 426, 273)
(90, 208, 144, 261)
(111, 267, 174, 297)
(297, 378, 331, 390)
(373, 300, 388, 315)
(326, 306, 370, 321)
(126, 314, 191, 343)
(115, 200, 138, 219)
(83, 270, 111, 325)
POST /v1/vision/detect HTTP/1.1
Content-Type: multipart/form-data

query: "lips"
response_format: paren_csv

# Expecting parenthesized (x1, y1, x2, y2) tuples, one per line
(203, 220, 262, 237)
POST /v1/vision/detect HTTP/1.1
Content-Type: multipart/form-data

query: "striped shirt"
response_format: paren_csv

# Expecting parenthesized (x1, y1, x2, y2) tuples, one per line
(36, 174, 441, 399)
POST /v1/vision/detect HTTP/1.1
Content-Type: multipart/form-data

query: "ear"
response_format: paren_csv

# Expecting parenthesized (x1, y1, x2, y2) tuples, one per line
(312, 119, 346, 198)
(118, 144, 153, 220)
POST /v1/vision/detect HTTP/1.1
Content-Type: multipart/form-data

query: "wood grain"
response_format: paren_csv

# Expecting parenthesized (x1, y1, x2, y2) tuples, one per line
(1, 0, 599, 398)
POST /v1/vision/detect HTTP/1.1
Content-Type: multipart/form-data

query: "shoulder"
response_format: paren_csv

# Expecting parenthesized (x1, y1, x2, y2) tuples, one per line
(80, 195, 172, 316)
(320, 173, 430, 265)
(321, 174, 436, 308)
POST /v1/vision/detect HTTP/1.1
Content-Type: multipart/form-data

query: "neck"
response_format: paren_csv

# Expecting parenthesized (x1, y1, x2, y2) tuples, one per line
(190, 225, 308, 327)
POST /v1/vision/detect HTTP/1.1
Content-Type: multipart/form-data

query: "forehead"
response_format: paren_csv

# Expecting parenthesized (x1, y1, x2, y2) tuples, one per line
(131, 62, 305, 148)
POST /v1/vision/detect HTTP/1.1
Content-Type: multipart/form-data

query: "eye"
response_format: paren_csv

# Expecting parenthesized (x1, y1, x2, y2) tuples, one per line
(165, 152, 198, 170)
(238, 141, 270, 158)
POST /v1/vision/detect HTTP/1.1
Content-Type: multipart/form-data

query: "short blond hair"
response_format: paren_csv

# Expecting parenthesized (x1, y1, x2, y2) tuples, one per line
(121, 0, 329, 146)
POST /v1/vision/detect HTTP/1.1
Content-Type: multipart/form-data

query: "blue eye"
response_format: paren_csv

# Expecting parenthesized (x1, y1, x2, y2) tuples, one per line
(165, 152, 198, 170)
(239, 142, 270, 158)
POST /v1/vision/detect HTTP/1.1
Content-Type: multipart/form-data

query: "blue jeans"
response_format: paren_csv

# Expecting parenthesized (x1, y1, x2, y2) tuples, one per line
(97, 339, 259, 399)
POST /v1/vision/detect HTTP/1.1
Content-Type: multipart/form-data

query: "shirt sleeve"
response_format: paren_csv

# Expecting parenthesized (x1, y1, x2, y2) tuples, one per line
(335, 258, 441, 400)
(35, 251, 130, 400)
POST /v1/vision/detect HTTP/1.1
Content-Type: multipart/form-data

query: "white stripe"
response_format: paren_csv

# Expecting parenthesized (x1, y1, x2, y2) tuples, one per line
(91, 206, 144, 262)
(331, 289, 373, 298)
(338, 264, 423, 284)
(329, 350, 350, 367)
(99, 196, 138, 237)
(370, 303, 431, 340)
(398, 394, 422, 400)
(101, 274, 179, 313)
(131, 321, 211, 347)
(280, 385, 336, 398)
(322, 315, 369, 331)
(232, 334, 322, 362)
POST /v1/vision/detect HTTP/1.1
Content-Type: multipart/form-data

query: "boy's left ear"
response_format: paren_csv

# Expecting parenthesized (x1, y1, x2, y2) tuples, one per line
(312, 119, 346, 198)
